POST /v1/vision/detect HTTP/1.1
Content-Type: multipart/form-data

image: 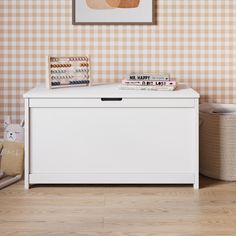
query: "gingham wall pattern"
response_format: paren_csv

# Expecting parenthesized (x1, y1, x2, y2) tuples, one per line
(0, 0, 236, 136)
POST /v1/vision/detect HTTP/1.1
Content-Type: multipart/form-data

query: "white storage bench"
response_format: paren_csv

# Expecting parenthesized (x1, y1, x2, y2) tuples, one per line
(24, 84, 200, 189)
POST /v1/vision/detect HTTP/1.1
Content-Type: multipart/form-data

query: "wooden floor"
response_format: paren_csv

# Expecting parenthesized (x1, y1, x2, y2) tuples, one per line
(0, 176, 236, 236)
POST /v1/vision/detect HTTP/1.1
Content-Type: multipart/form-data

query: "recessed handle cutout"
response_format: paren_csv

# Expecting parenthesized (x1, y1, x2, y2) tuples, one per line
(101, 98, 123, 101)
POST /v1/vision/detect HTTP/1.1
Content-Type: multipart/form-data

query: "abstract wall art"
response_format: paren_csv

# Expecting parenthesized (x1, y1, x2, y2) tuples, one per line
(72, 0, 154, 25)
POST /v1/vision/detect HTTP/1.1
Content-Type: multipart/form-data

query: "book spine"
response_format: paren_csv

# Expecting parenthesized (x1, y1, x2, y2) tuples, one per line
(128, 74, 170, 81)
(122, 80, 176, 86)
(120, 85, 176, 91)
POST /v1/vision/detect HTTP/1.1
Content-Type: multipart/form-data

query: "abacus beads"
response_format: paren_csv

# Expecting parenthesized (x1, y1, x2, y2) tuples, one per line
(50, 57, 88, 62)
(80, 63, 89, 67)
(68, 57, 88, 61)
(51, 64, 72, 68)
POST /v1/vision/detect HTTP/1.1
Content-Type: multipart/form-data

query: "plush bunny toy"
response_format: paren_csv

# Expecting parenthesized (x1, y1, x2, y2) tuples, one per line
(0, 116, 24, 189)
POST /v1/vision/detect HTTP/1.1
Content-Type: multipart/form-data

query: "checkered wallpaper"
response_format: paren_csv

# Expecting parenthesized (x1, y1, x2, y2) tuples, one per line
(0, 0, 236, 136)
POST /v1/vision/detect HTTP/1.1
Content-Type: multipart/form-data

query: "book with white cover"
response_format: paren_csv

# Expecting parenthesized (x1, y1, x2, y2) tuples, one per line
(120, 85, 176, 91)
(122, 80, 176, 87)
(128, 73, 170, 81)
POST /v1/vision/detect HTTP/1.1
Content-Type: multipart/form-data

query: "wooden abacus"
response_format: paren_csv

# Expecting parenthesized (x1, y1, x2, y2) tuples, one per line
(46, 56, 91, 89)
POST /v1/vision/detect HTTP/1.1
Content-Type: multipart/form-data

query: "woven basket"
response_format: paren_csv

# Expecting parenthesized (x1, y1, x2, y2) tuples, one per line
(200, 104, 236, 181)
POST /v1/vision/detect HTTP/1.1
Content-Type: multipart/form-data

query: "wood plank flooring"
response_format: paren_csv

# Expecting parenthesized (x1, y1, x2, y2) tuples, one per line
(0, 176, 236, 236)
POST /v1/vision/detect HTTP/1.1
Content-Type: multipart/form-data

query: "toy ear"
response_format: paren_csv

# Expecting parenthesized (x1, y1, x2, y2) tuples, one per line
(3, 116, 10, 129)
(20, 120, 25, 128)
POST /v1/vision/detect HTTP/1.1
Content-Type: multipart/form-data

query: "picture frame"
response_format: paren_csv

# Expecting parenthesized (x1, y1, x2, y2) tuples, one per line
(72, 0, 154, 25)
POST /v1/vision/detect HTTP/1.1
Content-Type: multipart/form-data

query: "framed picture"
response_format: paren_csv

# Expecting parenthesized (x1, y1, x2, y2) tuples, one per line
(72, 0, 154, 25)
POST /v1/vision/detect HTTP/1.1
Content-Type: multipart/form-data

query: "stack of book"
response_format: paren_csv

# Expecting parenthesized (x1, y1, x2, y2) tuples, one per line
(120, 73, 177, 91)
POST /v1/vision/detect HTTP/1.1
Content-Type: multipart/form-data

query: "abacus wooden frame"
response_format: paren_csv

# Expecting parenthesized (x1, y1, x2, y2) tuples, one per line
(46, 55, 91, 89)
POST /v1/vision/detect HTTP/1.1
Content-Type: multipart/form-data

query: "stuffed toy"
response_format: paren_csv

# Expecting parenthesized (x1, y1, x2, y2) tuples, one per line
(0, 116, 24, 189)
